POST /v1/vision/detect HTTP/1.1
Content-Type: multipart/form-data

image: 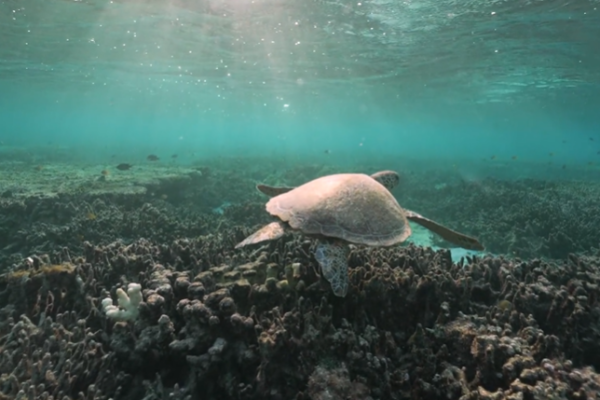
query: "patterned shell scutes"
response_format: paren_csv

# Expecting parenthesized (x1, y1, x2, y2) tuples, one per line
(265, 173, 411, 246)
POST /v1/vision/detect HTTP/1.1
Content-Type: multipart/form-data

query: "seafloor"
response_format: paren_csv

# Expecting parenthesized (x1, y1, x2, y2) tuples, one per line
(1, 150, 600, 400)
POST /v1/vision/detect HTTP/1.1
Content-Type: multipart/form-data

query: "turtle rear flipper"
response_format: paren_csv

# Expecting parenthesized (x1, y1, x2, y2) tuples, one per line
(314, 242, 350, 297)
(235, 221, 286, 249)
(405, 209, 484, 251)
(256, 184, 294, 197)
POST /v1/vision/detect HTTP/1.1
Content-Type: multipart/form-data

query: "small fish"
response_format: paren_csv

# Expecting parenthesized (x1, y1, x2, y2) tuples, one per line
(147, 154, 159, 161)
(588, 161, 594, 166)
(87, 212, 97, 221)
(490, 155, 496, 160)
(590, 138, 595, 141)
(562, 164, 567, 169)
(324, 149, 331, 154)
(171, 154, 178, 159)
(548, 152, 554, 156)
(562, 140, 567, 143)
(511, 156, 517, 160)
(34, 165, 44, 171)
(116, 163, 132, 171)
(101, 169, 110, 176)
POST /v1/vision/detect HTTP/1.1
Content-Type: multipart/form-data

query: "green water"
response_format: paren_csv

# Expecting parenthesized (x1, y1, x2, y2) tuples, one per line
(1, 0, 599, 168)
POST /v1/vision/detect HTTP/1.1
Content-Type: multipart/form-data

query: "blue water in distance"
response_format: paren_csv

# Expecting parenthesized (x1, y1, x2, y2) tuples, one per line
(0, 0, 599, 170)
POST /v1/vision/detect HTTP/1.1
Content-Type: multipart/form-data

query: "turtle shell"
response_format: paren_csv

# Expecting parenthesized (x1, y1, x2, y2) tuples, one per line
(265, 173, 411, 246)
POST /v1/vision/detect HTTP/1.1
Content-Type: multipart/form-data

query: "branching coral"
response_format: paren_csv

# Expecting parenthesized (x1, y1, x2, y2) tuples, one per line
(101, 283, 143, 321)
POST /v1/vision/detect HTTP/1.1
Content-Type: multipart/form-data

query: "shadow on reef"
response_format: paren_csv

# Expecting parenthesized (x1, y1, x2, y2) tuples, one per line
(1, 231, 600, 400)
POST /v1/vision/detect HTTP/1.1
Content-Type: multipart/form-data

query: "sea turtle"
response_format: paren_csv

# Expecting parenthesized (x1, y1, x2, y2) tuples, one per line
(235, 170, 484, 297)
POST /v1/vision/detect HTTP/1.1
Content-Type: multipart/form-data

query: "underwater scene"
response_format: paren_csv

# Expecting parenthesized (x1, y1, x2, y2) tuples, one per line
(1, 0, 600, 399)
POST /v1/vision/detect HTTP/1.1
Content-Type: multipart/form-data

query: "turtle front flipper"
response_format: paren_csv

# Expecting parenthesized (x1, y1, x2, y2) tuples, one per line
(314, 242, 350, 297)
(256, 184, 294, 197)
(370, 170, 400, 191)
(235, 221, 287, 249)
(405, 209, 484, 251)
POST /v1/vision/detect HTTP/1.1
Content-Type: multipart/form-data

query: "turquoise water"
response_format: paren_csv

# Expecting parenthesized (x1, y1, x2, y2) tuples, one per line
(3, 3, 600, 399)
(1, 0, 599, 165)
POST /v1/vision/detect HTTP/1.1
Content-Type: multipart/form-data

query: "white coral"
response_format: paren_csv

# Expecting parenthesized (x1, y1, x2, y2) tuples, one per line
(101, 283, 142, 321)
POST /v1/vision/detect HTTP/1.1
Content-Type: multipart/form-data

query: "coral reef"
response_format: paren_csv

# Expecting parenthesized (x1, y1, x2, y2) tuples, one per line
(1, 158, 600, 399)
(1, 232, 599, 399)
(396, 176, 600, 260)
(2, 158, 600, 263)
